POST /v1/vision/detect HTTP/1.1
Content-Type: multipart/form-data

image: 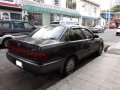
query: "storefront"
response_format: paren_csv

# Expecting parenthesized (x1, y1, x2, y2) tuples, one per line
(82, 16, 100, 27)
(22, 0, 80, 26)
(0, 1, 22, 20)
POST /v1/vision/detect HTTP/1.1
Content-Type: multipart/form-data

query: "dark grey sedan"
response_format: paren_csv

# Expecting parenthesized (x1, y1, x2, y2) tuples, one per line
(89, 25, 104, 33)
(6, 25, 104, 75)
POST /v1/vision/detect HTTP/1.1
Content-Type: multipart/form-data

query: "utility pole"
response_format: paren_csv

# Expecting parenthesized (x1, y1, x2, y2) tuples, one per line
(108, 0, 112, 30)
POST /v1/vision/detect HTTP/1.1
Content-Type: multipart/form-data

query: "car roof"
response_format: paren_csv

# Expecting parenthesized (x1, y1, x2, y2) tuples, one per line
(50, 24, 88, 29)
(50, 21, 79, 25)
(51, 21, 79, 22)
(0, 20, 28, 23)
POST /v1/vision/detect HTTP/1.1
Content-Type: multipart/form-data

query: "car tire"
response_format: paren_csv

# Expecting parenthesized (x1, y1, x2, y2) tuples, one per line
(62, 56, 77, 76)
(2, 38, 11, 48)
(116, 33, 118, 36)
(95, 44, 103, 56)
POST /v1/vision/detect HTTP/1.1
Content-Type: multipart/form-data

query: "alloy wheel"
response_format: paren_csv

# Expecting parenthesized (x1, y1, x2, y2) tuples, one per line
(65, 57, 76, 75)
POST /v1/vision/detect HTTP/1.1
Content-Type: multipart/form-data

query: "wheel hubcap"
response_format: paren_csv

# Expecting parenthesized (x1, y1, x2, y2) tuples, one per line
(4, 40, 8, 47)
(66, 58, 75, 74)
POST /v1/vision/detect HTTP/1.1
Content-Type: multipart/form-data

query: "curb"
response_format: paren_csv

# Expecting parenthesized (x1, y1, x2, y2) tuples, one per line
(104, 45, 109, 52)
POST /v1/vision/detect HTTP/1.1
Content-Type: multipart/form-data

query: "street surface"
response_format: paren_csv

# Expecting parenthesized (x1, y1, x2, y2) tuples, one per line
(97, 29, 120, 46)
(0, 29, 120, 90)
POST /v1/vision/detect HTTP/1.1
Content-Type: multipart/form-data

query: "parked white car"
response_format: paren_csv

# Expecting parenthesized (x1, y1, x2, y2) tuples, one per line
(89, 25, 104, 33)
(116, 26, 120, 36)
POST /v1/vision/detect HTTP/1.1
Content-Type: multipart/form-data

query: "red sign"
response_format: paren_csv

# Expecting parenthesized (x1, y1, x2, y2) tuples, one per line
(0, 2, 21, 8)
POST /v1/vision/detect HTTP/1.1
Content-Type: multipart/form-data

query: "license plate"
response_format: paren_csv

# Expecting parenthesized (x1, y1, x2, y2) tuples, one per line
(16, 60, 23, 68)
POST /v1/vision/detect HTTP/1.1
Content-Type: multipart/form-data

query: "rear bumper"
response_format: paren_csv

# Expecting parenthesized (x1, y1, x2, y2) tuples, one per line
(116, 32, 120, 36)
(6, 52, 65, 74)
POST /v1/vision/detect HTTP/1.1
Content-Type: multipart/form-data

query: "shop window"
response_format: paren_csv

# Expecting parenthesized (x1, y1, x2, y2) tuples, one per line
(57, 14, 61, 21)
(2, 13, 9, 20)
(10, 13, 22, 20)
(50, 14, 54, 23)
(34, 0, 44, 3)
(54, 0, 59, 6)
(28, 13, 42, 26)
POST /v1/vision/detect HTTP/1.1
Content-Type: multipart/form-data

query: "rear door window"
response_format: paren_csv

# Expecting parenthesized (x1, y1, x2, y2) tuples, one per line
(24, 22, 34, 29)
(13, 22, 25, 29)
(69, 28, 85, 41)
(0, 22, 11, 29)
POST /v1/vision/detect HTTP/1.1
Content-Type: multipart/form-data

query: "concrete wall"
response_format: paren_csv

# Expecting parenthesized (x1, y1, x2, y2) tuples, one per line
(44, 0, 53, 5)
(60, 0, 66, 8)
(44, 0, 66, 8)
(77, 0, 100, 18)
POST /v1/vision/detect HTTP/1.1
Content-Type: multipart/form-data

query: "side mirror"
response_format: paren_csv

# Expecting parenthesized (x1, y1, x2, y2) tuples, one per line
(94, 35, 99, 38)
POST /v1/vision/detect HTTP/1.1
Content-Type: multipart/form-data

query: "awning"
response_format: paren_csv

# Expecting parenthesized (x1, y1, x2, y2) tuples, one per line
(23, 5, 80, 17)
(0, 1, 22, 11)
(0, 6, 22, 11)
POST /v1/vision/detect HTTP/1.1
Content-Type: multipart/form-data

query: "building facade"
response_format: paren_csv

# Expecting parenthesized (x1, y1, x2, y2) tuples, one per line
(0, 0, 100, 26)
(21, 0, 100, 26)
(21, 0, 80, 26)
(101, 11, 120, 27)
(0, 0, 22, 20)
(113, 0, 120, 6)
(76, 0, 100, 27)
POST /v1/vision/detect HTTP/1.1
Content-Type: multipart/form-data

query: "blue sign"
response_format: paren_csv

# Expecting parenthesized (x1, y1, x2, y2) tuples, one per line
(103, 14, 113, 19)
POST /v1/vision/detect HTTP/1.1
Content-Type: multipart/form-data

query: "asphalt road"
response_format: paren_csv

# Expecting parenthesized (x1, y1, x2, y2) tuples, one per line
(0, 29, 120, 90)
(97, 29, 120, 46)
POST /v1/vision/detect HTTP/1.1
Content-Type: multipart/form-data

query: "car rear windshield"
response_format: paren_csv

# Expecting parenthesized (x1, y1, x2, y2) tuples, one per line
(95, 25, 101, 28)
(31, 25, 66, 40)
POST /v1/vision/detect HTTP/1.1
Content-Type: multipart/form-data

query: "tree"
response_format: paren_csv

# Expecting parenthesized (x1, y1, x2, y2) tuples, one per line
(111, 5, 120, 12)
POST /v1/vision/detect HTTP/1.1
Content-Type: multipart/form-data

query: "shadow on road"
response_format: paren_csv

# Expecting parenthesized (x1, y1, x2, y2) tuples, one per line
(0, 45, 4, 49)
(0, 52, 97, 90)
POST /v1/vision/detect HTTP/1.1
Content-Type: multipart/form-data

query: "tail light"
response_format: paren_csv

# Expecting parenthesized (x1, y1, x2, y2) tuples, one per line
(7, 41, 48, 61)
(29, 51, 48, 61)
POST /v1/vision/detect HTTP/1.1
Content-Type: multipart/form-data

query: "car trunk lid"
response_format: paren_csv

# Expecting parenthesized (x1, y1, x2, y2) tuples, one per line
(7, 40, 48, 62)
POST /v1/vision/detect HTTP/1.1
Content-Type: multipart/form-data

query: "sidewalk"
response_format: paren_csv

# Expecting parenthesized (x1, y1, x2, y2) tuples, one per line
(47, 42, 120, 90)
(107, 42, 120, 55)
